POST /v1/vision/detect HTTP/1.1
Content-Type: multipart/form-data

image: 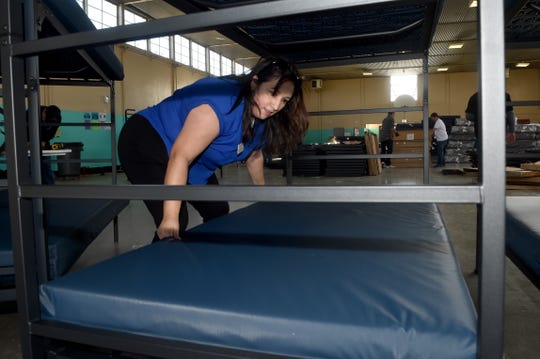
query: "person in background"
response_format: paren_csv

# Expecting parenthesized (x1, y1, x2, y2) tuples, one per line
(0, 105, 62, 184)
(465, 91, 516, 146)
(38, 105, 62, 184)
(380, 111, 398, 168)
(430, 112, 448, 168)
(118, 57, 309, 241)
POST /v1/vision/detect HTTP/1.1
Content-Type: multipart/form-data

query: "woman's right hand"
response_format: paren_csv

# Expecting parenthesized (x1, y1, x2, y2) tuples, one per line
(156, 217, 181, 240)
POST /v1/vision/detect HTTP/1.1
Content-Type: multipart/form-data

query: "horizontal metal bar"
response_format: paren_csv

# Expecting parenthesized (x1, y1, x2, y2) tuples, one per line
(296, 52, 423, 69)
(268, 19, 423, 46)
(0, 266, 15, 275)
(30, 321, 285, 359)
(0, 288, 16, 302)
(293, 153, 424, 159)
(11, 0, 398, 57)
(54, 122, 112, 127)
(41, 158, 113, 164)
(309, 106, 423, 116)
(509, 101, 540, 107)
(506, 153, 540, 159)
(506, 40, 540, 49)
(39, 79, 110, 87)
(0, 159, 116, 164)
(20, 184, 483, 203)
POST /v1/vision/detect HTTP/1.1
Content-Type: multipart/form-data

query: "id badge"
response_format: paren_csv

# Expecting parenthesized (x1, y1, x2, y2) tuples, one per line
(237, 143, 244, 155)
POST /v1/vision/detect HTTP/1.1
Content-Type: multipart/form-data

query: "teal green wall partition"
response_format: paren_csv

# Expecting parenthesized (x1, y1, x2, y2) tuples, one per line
(51, 110, 125, 169)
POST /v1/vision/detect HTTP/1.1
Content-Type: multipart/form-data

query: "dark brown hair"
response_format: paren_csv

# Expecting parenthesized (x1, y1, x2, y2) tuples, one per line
(229, 57, 309, 154)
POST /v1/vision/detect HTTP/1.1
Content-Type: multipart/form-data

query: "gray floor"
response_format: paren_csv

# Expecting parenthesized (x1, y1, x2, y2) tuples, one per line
(1, 163, 539, 358)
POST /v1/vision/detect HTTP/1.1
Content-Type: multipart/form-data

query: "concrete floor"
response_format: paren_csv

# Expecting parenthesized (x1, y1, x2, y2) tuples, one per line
(1, 163, 539, 358)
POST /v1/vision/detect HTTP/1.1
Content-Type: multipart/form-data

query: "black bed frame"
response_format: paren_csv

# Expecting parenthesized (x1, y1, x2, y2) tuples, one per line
(0, 0, 125, 303)
(1, 1, 508, 358)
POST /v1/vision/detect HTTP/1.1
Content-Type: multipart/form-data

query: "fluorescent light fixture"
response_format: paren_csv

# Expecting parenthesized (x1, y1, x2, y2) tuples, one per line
(469, 0, 477, 7)
(363, 72, 373, 76)
(516, 62, 530, 68)
(449, 43, 464, 49)
(437, 67, 448, 72)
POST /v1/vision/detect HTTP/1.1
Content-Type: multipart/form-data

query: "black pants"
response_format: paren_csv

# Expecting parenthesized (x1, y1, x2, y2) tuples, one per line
(118, 114, 229, 237)
(381, 139, 393, 166)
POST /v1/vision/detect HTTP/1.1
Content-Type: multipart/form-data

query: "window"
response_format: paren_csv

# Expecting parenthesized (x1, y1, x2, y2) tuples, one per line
(191, 41, 206, 72)
(390, 75, 417, 102)
(87, 0, 117, 29)
(209, 50, 221, 76)
(79, 2, 236, 77)
(124, 9, 147, 51)
(234, 62, 248, 75)
(174, 35, 190, 66)
(221, 56, 232, 76)
(150, 36, 170, 58)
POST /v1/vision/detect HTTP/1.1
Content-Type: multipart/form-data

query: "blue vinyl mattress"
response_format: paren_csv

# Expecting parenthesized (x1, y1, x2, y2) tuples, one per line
(506, 196, 540, 287)
(40, 202, 477, 358)
(186, 202, 449, 241)
(0, 190, 128, 278)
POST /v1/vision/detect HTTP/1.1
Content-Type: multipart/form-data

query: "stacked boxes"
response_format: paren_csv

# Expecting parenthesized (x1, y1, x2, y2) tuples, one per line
(392, 127, 431, 168)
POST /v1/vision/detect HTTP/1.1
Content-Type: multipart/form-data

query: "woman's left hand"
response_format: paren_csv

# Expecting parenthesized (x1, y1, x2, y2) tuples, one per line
(156, 217, 181, 240)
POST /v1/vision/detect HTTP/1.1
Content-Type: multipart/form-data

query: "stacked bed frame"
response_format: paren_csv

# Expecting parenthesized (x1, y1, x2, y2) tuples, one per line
(0, 0, 526, 358)
(0, 0, 126, 302)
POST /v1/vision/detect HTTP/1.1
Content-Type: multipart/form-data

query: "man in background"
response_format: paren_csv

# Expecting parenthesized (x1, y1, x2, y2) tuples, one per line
(465, 91, 516, 146)
(430, 112, 448, 168)
(380, 111, 398, 168)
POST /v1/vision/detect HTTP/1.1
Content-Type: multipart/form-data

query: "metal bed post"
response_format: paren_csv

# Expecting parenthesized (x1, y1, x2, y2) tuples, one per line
(110, 82, 121, 243)
(1, 0, 47, 356)
(24, 0, 49, 284)
(478, 0, 506, 358)
(110, 82, 117, 185)
(422, 50, 429, 184)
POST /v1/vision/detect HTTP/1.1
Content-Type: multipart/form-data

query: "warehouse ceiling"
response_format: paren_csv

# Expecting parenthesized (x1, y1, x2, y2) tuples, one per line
(123, 0, 540, 80)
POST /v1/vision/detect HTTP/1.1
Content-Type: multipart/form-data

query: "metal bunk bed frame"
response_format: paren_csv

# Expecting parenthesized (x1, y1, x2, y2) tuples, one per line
(0, 1, 122, 297)
(1, 0, 506, 358)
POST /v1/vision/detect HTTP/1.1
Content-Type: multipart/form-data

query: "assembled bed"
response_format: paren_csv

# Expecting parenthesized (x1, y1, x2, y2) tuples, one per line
(506, 196, 540, 289)
(2, 0, 516, 358)
(40, 202, 477, 358)
(0, 190, 128, 301)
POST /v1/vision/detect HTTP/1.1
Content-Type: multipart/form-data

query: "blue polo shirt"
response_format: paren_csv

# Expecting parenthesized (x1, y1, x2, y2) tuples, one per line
(139, 77, 266, 184)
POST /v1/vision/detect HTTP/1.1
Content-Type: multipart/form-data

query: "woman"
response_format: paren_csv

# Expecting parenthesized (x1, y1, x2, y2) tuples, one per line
(118, 57, 309, 241)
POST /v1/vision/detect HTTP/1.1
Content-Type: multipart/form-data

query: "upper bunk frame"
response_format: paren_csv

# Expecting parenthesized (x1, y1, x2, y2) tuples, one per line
(0, 1, 507, 358)
(0, 0, 124, 186)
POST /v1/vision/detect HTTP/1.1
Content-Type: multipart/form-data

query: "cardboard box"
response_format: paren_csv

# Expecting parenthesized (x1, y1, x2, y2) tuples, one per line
(393, 146, 425, 154)
(393, 129, 432, 141)
(392, 157, 430, 168)
(393, 140, 424, 149)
